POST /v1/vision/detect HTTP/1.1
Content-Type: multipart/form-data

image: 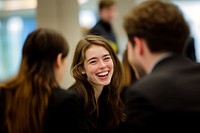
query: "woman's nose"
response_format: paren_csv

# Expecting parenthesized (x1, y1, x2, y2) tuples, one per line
(99, 60, 106, 68)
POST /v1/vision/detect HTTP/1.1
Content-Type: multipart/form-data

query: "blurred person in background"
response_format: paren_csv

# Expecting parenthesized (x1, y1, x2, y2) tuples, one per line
(88, 0, 119, 54)
(0, 28, 69, 133)
(123, 0, 200, 132)
(66, 35, 125, 133)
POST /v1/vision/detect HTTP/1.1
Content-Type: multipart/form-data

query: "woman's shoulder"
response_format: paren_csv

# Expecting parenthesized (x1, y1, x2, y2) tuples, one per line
(44, 87, 86, 133)
(50, 86, 82, 107)
(65, 85, 83, 103)
(66, 85, 80, 96)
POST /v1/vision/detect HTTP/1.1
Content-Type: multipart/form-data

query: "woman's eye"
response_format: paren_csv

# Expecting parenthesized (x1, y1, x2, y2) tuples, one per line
(104, 57, 111, 61)
(89, 61, 97, 64)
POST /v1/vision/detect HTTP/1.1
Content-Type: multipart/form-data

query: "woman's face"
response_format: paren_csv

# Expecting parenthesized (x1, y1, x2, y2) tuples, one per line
(83, 45, 114, 88)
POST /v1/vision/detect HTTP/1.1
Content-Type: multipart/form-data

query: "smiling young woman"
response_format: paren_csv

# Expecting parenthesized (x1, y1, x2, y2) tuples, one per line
(65, 35, 125, 133)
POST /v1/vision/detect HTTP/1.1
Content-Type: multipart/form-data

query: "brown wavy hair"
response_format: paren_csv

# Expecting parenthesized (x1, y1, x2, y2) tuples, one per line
(0, 28, 69, 133)
(122, 49, 137, 86)
(71, 35, 125, 130)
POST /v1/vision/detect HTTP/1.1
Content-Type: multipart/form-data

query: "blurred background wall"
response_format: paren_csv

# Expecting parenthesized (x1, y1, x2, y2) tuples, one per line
(0, 0, 200, 89)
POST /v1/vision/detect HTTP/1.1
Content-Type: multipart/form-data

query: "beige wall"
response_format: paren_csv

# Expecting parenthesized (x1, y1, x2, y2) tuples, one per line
(37, 0, 82, 89)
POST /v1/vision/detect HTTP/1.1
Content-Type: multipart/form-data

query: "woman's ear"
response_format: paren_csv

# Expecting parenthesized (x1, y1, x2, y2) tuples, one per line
(78, 66, 86, 75)
(81, 71, 86, 74)
(81, 67, 86, 75)
(55, 53, 63, 68)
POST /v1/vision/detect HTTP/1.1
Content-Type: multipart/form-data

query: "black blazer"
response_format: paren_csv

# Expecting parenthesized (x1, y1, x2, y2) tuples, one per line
(0, 87, 83, 133)
(52, 86, 88, 133)
(88, 19, 118, 53)
(125, 55, 200, 132)
(89, 19, 117, 45)
(183, 36, 196, 61)
(66, 85, 123, 133)
(44, 87, 87, 133)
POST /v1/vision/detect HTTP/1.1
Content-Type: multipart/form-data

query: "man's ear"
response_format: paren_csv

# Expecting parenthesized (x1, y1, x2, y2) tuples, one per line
(55, 53, 63, 68)
(134, 37, 144, 56)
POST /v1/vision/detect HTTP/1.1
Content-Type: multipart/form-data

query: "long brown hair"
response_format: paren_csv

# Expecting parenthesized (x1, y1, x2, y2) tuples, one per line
(122, 49, 137, 86)
(0, 28, 69, 133)
(71, 35, 125, 130)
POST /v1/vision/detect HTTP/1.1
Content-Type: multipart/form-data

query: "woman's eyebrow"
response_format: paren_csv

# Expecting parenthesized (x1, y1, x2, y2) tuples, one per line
(87, 57, 97, 62)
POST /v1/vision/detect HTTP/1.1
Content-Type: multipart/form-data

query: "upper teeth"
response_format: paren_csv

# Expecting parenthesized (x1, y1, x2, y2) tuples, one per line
(98, 71, 108, 76)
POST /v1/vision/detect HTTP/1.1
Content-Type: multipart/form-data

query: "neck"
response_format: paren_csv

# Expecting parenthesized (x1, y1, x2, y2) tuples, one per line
(100, 18, 111, 24)
(93, 85, 104, 103)
(144, 52, 171, 74)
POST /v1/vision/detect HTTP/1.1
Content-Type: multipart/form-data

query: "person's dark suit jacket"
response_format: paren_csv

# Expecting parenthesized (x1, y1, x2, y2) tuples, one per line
(183, 36, 196, 61)
(89, 19, 118, 53)
(0, 87, 86, 133)
(89, 19, 117, 44)
(44, 87, 88, 133)
(66, 85, 123, 133)
(125, 55, 200, 133)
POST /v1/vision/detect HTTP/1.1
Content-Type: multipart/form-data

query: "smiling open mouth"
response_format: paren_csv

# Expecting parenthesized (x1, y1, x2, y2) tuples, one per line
(96, 71, 109, 77)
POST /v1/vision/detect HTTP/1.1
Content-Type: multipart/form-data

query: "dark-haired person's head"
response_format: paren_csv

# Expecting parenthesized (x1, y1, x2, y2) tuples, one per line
(123, 0, 189, 77)
(0, 28, 69, 133)
(99, 0, 116, 23)
(22, 28, 69, 84)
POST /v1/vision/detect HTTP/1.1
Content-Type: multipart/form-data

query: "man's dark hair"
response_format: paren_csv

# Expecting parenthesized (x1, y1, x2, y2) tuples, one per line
(124, 0, 190, 54)
(99, 0, 116, 11)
